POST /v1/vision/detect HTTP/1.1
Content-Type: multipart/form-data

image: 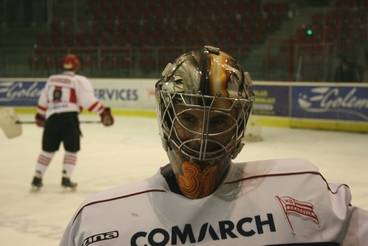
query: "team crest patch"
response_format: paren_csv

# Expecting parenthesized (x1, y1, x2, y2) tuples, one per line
(276, 195, 319, 233)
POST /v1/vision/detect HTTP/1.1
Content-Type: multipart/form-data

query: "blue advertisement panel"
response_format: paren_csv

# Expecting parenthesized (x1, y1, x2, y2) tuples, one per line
(0, 79, 156, 109)
(292, 86, 368, 121)
(253, 84, 289, 116)
(0, 80, 46, 106)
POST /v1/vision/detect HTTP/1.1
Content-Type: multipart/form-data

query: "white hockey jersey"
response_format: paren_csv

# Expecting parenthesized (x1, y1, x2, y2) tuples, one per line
(37, 72, 104, 118)
(60, 159, 368, 246)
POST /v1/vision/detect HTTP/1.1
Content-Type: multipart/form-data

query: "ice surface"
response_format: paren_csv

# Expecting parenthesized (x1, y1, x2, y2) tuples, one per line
(0, 114, 367, 245)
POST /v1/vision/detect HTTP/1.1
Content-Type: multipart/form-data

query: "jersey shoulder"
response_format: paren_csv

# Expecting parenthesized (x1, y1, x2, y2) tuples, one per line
(246, 158, 318, 173)
(227, 158, 320, 183)
(227, 158, 352, 206)
(74, 74, 88, 81)
(79, 172, 167, 209)
(258, 158, 319, 172)
(74, 74, 93, 90)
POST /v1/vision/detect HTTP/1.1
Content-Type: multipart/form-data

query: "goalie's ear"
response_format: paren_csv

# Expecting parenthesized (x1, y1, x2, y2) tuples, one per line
(0, 107, 22, 139)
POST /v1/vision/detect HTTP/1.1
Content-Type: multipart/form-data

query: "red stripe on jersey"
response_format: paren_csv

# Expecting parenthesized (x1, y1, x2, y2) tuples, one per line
(72, 189, 166, 224)
(225, 171, 349, 195)
(37, 105, 47, 111)
(97, 105, 105, 114)
(69, 88, 77, 103)
(88, 101, 99, 111)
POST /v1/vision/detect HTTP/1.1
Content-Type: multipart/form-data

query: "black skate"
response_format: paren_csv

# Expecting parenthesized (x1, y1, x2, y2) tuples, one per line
(61, 177, 78, 190)
(31, 176, 43, 192)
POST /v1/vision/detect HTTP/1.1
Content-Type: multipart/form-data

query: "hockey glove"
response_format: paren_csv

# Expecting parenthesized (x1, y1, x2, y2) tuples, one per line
(35, 113, 46, 127)
(100, 107, 114, 126)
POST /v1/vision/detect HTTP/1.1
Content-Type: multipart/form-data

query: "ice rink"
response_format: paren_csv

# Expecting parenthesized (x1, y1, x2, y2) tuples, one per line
(0, 114, 367, 245)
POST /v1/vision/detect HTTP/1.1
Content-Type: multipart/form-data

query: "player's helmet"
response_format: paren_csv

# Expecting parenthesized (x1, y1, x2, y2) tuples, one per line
(155, 46, 254, 162)
(63, 54, 80, 71)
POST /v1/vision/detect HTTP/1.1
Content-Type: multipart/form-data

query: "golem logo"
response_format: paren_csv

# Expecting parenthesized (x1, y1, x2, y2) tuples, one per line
(0, 81, 44, 102)
(298, 87, 368, 120)
(81, 230, 119, 246)
(130, 213, 275, 245)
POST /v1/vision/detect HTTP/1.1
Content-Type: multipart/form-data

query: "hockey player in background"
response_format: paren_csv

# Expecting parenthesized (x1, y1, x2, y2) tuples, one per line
(31, 54, 114, 191)
(60, 46, 368, 245)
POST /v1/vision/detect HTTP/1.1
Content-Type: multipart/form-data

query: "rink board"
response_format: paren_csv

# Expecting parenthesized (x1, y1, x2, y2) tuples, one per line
(0, 78, 367, 132)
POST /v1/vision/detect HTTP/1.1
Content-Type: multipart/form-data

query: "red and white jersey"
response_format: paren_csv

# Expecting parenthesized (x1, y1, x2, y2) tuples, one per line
(60, 159, 368, 246)
(37, 72, 104, 118)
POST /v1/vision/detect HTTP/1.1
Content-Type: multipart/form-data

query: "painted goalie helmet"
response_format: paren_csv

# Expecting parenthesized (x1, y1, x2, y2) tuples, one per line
(155, 46, 254, 164)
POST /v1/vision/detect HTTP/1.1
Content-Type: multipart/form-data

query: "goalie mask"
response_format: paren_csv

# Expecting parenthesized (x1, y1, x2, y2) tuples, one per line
(155, 46, 254, 199)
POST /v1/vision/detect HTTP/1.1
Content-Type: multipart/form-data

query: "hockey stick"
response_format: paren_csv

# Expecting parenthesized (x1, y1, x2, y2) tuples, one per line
(1, 107, 102, 139)
(15, 120, 101, 124)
